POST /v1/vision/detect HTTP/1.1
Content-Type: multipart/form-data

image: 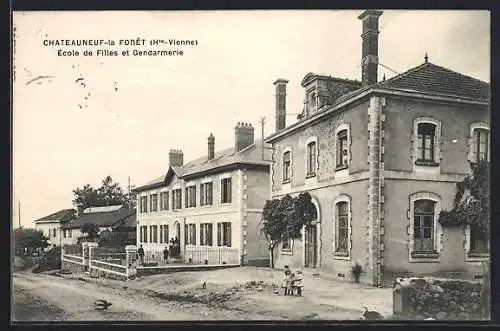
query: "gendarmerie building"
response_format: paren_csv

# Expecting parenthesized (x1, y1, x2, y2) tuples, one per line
(265, 10, 490, 285)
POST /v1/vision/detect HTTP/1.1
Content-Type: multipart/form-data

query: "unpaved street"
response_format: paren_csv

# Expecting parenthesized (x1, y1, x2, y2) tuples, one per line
(12, 272, 281, 321)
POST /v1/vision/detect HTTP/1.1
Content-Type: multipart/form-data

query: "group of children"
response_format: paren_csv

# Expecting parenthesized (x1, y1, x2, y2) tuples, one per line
(282, 265, 304, 296)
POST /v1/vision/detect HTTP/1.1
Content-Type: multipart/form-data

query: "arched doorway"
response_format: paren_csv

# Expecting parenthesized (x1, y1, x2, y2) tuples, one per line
(304, 203, 320, 268)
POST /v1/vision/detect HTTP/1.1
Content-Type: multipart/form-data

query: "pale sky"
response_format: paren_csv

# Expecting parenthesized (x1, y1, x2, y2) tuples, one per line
(12, 10, 490, 228)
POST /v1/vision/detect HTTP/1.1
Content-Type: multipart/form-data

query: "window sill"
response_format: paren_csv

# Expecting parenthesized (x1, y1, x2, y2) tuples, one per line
(200, 204, 213, 208)
(282, 179, 291, 184)
(305, 173, 316, 179)
(221, 202, 232, 205)
(466, 252, 489, 262)
(280, 249, 293, 255)
(333, 251, 350, 260)
(410, 251, 440, 262)
(335, 165, 348, 171)
(415, 160, 440, 167)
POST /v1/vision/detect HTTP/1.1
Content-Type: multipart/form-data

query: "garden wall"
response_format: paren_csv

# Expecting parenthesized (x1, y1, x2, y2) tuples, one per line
(393, 277, 489, 320)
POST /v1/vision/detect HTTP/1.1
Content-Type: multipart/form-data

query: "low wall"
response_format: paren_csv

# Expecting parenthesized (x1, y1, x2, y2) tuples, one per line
(61, 254, 85, 273)
(137, 264, 239, 277)
(393, 277, 489, 320)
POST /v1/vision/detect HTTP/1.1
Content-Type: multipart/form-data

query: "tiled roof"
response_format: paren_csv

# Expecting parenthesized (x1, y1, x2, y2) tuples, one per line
(135, 139, 271, 190)
(377, 61, 490, 101)
(61, 206, 136, 229)
(34, 209, 76, 223)
(266, 61, 490, 143)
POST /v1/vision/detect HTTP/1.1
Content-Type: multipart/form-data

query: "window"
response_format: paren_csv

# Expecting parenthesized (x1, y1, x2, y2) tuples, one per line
(200, 182, 213, 206)
(416, 123, 436, 163)
(200, 223, 213, 246)
(159, 225, 169, 244)
(221, 178, 232, 203)
(473, 128, 489, 163)
(63, 229, 67, 238)
(140, 226, 148, 243)
(172, 189, 182, 210)
(150, 194, 158, 212)
(68, 229, 72, 238)
(283, 151, 291, 182)
(306, 141, 317, 177)
(185, 185, 197, 208)
(52, 228, 57, 237)
(281, 233, 292, 251)
(335, 202, 349, 255)
(413, 118, 441, 167)
(186, 224, 196, 245)
(336, 130, 349, 168)
(413, 200, 436, 253)
(217, 222, 232, 247)
(140, 196, 148, 213)
(150, 225, 158, 243)
(160, 192, 169, 211)
(469, 226, 489, 255)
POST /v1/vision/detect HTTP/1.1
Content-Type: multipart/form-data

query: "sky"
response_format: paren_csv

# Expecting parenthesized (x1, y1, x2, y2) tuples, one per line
(12, 10, 490, 228)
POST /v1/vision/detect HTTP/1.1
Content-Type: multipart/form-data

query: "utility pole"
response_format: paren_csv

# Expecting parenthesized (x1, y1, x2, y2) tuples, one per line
(18, 201, 21, 229)
(260, 117, 265, 161)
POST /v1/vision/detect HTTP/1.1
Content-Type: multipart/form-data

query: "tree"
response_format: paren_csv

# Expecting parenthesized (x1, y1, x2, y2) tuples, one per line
(261, 192, 317, 268)
(80, 223, 100, 242)
(72, 176, 134, 214)
(438, 160, 490, 235)
(13, 228, 49, 255)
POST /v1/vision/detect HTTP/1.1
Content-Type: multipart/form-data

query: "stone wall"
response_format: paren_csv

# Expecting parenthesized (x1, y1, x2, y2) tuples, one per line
(393, 277, 489, 320)
(61, 259, 85, 273)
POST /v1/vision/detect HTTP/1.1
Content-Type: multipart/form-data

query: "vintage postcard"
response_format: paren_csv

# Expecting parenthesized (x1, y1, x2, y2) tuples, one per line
(12, 9, 491, 322)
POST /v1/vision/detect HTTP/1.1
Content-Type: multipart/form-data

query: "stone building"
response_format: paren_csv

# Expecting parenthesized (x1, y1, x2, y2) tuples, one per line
(134, 122, 271, 266)
(265, 10, 490, 285)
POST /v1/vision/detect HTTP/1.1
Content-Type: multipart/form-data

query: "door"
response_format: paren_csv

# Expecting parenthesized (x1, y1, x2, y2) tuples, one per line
(304, 225, 317, 268)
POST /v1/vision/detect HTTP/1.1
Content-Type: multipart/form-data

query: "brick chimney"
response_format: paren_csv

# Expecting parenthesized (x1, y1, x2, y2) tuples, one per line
(235, 122, 254, 152)
(169, 149, 183, 167)
(274, 79, 288, 131)
(358, 10, 383, 87)
(208, 133, 215, 160)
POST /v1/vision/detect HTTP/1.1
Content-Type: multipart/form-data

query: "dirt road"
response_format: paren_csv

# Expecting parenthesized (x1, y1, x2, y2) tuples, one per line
(12, 272, 280, 321)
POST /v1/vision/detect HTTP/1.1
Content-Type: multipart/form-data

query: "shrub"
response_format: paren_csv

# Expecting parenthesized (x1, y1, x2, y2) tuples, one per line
(351, 262, 363, 283)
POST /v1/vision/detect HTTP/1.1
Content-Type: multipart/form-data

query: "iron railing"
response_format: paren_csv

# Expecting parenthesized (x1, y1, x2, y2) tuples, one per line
(184, 245, 240, 265)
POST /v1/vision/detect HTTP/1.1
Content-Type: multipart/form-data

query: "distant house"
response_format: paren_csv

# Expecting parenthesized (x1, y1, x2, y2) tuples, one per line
(60, 205, 137, 245)
(33, 209, 76, 248)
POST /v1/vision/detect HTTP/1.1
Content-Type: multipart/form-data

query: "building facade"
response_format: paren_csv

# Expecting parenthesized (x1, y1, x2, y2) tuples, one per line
(34, 209, 77, 248)
(265, 10, 490, 285)
(134, 122, 271, 266)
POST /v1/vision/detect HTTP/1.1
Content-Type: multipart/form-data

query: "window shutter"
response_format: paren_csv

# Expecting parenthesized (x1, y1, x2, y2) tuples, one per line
(217, 223, 222, 246)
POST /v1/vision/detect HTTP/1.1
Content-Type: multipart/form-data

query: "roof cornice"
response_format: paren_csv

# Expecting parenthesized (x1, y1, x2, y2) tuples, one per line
(265, 87, 490, 143)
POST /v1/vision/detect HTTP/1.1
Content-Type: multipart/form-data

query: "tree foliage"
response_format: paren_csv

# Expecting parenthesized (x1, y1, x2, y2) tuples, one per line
(438, 160, 490, 234)
(13, 228, 49, 253)
(72, 175, 136, 214)
(80, 223, 100, 241)
(261, 192, 317, 267)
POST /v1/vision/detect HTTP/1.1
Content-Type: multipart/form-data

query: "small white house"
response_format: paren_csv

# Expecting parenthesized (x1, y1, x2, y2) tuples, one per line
(33, 209, 77, 248)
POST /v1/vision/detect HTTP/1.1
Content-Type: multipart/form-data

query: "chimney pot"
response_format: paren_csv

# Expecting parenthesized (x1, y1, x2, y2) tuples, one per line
(169, 149, 183, 167)
(235, 121, 255, 152)
(359, 10, 383, 87)
(208, 133, 215, 160)
(274, 78, 289, 132)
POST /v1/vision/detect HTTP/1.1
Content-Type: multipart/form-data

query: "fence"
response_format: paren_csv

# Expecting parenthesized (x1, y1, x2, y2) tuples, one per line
(184, 246, 240, 265)
(92, 246, 127, 266)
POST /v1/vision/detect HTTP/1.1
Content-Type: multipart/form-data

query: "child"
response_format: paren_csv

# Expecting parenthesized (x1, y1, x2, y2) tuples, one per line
(288, 273, 295, 296)
(292, 270, 304, 296)
(282, 265, 291, 295)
